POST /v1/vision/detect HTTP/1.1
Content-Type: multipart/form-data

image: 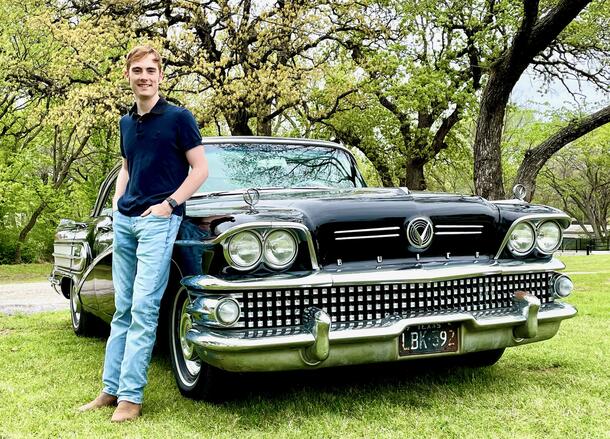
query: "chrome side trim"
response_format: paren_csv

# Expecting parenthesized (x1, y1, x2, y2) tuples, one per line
(183, 258, 565, 291)
(435, 232, 482, 236)
(494, 214, 571, 259)
(335, 226, 401, 234)
(335, 234, 400, 241)
(207, 221, 320, 270)
(52, 253, 84, 261)
(435, 225, 483, 229)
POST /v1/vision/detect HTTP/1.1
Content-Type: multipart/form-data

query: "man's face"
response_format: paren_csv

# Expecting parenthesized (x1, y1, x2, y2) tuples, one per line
(125, 54, 163, 99)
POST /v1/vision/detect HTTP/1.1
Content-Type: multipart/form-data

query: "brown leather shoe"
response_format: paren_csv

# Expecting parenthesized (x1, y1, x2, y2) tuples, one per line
(111, 401, 142, 423)
(78, 392, 118, 412)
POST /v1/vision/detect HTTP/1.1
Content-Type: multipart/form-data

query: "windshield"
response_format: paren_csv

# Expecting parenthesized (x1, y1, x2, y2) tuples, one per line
(197, 143, 365, 192)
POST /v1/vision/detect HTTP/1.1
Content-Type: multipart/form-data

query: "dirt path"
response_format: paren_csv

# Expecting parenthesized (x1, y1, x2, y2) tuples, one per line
(0, 282, 69, 315)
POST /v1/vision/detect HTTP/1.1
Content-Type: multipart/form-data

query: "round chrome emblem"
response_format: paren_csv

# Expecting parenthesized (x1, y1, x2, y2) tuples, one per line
(406, 217, 434, 249)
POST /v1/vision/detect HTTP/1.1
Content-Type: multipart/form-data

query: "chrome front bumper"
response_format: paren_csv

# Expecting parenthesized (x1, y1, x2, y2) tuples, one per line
(183, 258, 576, 372)
(186, 299, 576, 372)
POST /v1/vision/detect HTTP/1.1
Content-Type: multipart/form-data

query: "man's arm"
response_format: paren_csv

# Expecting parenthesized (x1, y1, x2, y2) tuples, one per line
(112, 158, 129, 211)
(142, 145, 209, 217)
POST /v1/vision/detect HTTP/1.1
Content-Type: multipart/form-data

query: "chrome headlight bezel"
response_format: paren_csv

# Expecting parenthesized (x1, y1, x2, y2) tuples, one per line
(223, 230, 263, 271)
(195, 296, 242, 327)
(536, 220, 563, 254)
(215, 297, 241, 325)
(262, 229, 298, 270)
(507, 222, 536, 256)
(553, 274, 573, 298)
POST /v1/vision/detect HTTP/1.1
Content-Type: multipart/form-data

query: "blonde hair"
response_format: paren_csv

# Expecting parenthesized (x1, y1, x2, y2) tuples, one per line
(126, 45, 162, 71)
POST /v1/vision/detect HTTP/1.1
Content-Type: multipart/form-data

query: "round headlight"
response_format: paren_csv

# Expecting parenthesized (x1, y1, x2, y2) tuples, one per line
(554, 275, 573, 298)
(508, 222, 535, 256)
(263, 230, 298, 269)
(216, 298, 241, 325)
(537, 221, 562, 253)
(226, 231, 262, 269)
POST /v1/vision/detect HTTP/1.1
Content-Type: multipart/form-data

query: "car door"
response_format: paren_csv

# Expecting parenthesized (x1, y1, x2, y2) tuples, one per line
(87, 165, 120, 321)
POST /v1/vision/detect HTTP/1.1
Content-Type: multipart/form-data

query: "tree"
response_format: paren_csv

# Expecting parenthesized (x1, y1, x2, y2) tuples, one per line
(515, 105, 610, 201)
(473, 0, 609, 199)
(298, 0, 483, 189)
(538, 127, 610, 240)
(63, 0, 356, 136)
(0, 0, 126, 262)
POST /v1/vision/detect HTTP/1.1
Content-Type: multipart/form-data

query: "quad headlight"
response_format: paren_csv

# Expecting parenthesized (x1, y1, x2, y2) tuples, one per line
(536, 221, 562, 254)
(508, 222, 536, 256)
(225, 230, 262, 270)
(263, 229, 298, 269)
(223, 228, 299, 271)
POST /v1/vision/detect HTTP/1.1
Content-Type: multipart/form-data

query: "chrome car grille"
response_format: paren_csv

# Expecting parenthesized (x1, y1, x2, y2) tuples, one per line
(235, 272, 554, 329)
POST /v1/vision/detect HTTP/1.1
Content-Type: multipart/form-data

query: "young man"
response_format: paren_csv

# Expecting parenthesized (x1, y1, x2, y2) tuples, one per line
(79, 46, 208, 422)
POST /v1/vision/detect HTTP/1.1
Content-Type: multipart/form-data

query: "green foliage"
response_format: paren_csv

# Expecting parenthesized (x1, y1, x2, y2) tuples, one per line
(538, 126, 610, 238)
(0, 0, 127, 262)
(0, 0, 608, 258)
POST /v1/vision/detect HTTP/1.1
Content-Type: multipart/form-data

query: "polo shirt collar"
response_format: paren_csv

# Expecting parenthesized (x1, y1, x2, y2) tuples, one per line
(128, 97, 168, 118)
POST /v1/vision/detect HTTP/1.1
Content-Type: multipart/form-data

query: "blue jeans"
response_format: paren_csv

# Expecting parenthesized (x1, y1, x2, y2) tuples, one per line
(102, 210, 182, 404)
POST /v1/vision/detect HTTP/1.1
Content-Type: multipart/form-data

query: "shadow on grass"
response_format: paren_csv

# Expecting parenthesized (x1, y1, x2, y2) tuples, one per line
(150, 351, 505, 410)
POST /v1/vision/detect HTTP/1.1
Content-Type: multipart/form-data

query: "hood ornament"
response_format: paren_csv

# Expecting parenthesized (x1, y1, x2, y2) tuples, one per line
(244, 188, 260, 213)
(406, 217, 434, 250)
(512, 184, 527, 201)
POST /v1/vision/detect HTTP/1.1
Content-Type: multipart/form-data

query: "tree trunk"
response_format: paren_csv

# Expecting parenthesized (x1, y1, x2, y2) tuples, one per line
(473, 73, 511, 199)
(14, 202, 46, 264)
(402, 159, 426, 190)
(472, 0, 592, 200)
(226, 109, 253, 136)
(516, 104, 610, 201)
(257, 114, 272, 136)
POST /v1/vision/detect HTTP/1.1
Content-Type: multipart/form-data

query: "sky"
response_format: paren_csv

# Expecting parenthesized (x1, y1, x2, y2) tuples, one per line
(512, 70, 609, 114)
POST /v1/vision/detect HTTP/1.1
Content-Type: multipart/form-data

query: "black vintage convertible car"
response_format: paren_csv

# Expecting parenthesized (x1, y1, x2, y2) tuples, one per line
(50, 137, 576, 400)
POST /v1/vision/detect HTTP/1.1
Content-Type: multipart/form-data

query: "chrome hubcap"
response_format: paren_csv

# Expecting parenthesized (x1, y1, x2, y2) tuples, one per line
(71, 291, 80, 326)
(179, 298, 201, 376)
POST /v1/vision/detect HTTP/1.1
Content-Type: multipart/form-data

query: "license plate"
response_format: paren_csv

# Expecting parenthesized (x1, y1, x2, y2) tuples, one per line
(398, 323, 459, 356)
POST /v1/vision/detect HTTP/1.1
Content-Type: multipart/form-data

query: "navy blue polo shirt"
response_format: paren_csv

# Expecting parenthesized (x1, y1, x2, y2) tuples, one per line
(117, 98, 202, 217)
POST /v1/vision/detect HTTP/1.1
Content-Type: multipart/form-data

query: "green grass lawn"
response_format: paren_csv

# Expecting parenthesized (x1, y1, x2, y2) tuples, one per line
(0, 256, 608, 438)
(0, 263, 53, 284)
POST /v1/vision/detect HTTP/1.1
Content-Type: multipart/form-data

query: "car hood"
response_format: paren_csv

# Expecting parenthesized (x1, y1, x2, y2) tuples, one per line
(185, 187, 500, 230)
(184, 187, 509, 264)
